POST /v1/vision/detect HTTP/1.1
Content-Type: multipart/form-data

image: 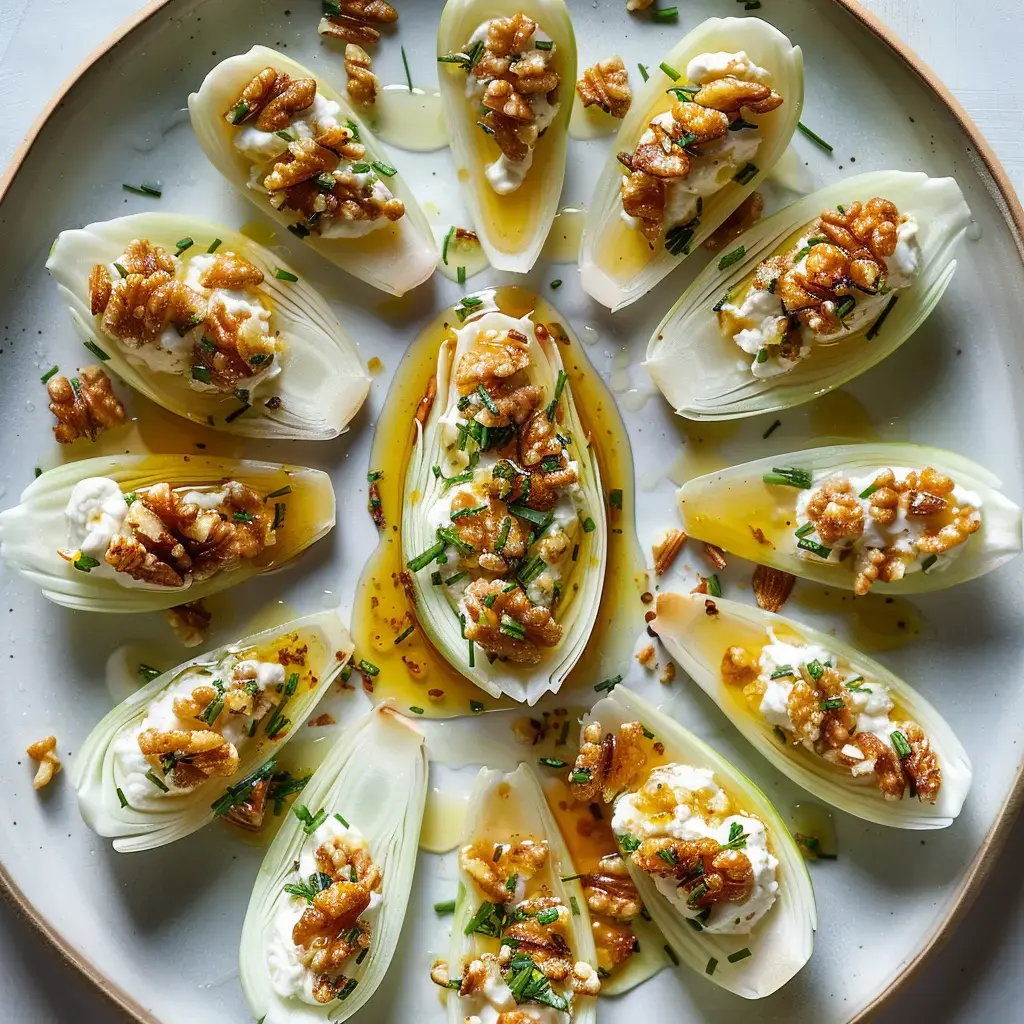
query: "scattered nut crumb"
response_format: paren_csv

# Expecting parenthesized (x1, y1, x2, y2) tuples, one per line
(165, 599, 211, 647)
(749, 526, 773, 547)
(702, 543, 727, 570)
(636, 643, 656, 669)
(752, 565, 796, 613)
(652, 527, 686, 575)
(308, 713, 337, 727)
(26, 736, 61, 790)
(625, 0, 655, 9)
(659, 662, 676, 685)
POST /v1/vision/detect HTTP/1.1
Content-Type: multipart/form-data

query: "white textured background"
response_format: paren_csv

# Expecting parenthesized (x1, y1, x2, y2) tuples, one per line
(0, 0, 1020, 1020)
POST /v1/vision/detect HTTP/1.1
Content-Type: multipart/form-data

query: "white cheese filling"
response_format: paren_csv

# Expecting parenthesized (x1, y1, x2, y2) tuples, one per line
(465, 19, 559, 195)
(266, 816, 382, 1005)
(723, 217, 920, 379)
(611, 764, 779, 934)
(110, 656, 285, 808)
(792, 466, 982, 574)
(459, 956, 570, 1024)
(64, 477, 128, 580)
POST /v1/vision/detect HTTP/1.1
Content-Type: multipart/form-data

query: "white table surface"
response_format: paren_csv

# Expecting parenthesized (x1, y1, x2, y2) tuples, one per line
(0, 0, 1020, 1020)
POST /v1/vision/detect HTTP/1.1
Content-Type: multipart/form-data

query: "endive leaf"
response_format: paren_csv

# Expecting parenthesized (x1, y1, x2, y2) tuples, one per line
(46, 213, 369, 439)
(72, 610, 353, 852)
(677, 443, 1022, 593)
(437, 0, 576, 272)
(580, 17, 803, 310)
(239, 706, 427, 1023)
(448, 764, 598, 1024)
(0, 454, 334, 612)
(188, 46, 438, 296)
(401, 305, 606, 704)
(653, 591, 972, 828)
(646, 171, 971, 418)
(583, 685, 815, 999)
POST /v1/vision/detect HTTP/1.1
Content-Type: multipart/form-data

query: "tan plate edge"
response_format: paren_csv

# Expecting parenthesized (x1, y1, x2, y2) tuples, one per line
(0, 1, 1021, 1023)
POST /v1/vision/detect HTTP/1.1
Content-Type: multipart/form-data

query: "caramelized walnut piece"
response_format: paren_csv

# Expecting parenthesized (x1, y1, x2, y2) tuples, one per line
(462, 579, 562, 664)
(632, 123, 690, 179)
(264, 138, 339, 192)
(138, 726, 238, 787)
(721, 646, 758, 686)
(902, 721, 942, 802)
(670, 101, 730, 144)
(482, 78, 535, 122)
(255, 75, 317, 133)
(692, 77, 780, 114)
(451, 494, 528, 570)
(625, 0, 656, 9)
(318, 0, 398, 45)
(570, 720, 648, 804)
(198, 251, 264, 290)
(26, 735, 61, 790)
(455, 330, 532, 389)
(486, 12, 538, 56)
(752, 565, 795, 612)
(804, 478, 865, 545)
(47, 366, 126, 444)
(576, 56, 632, 118)
(581, 853, 641, 920)
(165, 599, 212, 647)
(226, 67, 278, 124)
(631, 836, 754, 908)
(855, 732, 907, 800)
(459, 838, 548, 903)
(344, 43, 379, 104)
(89, 264, 112, 315)
(315, 125, 365, 160)
(620, 170, 664, 245)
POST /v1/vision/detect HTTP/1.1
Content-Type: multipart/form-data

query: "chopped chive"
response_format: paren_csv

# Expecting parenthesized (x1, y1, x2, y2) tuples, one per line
(274, 268, 299, 282)
(539, 756, 569, 769)
(372, 159, 397, 177)
(145, 769, 169, 793)
(797, 121, 834, 153)
(820, 696, 845, 711)
(434, 899, 457, 915)
(233, 511, 255, 523)
(451, 503, 489, 521)
(756, 347, 769, 365)
(225, 401, 250, 424)
(83, 340, 110, 362)
(797, 538, 832, 559)
(500, 614, 526, 640)
(732, 162, 758, 185)
(116, 787, 128, 808)
(191, 365, 211, 385)
(921, 554, 938, 573)
(272, 501, 286, 529)
(207, 238, 222, 253)
(652, 6, 678, 21)
(535, 39, 553, 51)
(762, 419, 781, 439)
(795, 522, 815, 538)
(40, 365, 59, 384)
(891, 729, 912, 759)
(718, 245, 746, 271)
(138, 664, 161, 683)
(706, 957, 718, 975)
(445, 571, 468, 586)
(358, 659, 380, 677)
(407, 541, 446, 572)
(570, 768, 592, 784)
(401, 44, 413, 91)
(550, 278, 562, 289)
(770, 665, 794, 679)
(727, 948, 752, 964)
(174, 237, 194, 255)
(638, 63, 649, 82)
(394, 623, 416, 645)
(763, 466, 812, 488)
(859, 483, 880, 499)
(706, 574, 722, 598)
(569, 895, 580, 916)
(409, 705, 425, 715)
(441, 225, 456, 265)
(495, 516, 512, 554)
(659, 62, 680, 80)
(581, 516, 596, 533)
(264, 485, 292, 500)
(866, 295, 898, 340)
(457, 265, 467, 285)
(477, 384, 500, 415)
(335, 812, 350, 827)
(73, 553, 100, 573)
(609, 488, 623, 510)
(594, 675, 623, 693)
(122, 183, 162, 197)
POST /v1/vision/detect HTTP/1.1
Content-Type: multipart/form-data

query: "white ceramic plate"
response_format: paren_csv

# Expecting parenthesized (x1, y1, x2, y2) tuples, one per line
(1, 1, 1022, 1023)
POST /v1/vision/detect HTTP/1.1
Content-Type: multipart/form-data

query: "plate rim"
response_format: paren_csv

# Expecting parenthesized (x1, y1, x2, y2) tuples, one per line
(1, 1, 1021, 1021)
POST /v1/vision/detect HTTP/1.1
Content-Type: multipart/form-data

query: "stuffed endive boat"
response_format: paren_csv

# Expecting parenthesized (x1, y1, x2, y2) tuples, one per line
(433, 764, 600, 1024)
(73, 610, 352, 852)
(0, 454, 334, 612)
(646, 171, 971, 418)
(402, 301, 606, 704)
(436, 0, 576, 272)
(189, 46, 437, 295)
(579, 17, 803, 310)
(47, 215, 369, 438)
(568, 686, 815, 998)
(677, 444, 1022, 594)
(654, 592, 972, 828)
(239, 706, 427, 1022)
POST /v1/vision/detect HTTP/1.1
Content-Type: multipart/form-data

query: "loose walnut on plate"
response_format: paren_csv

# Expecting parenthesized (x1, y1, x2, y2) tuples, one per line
(319, 0, 399, 46)
(651, 526, 686, 575)
(166, 599, 212, 647)
(344, 43, 378, 104)
(26, 735, 61, 790)
(46, 365, 126, 444)
(576, 56, 632, 118)
(570, 720, 648, 804)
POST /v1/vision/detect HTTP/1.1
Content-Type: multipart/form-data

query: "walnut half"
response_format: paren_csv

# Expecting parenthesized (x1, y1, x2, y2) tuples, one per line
(46, 365, 126, 444)
(576, 56, 632, 118)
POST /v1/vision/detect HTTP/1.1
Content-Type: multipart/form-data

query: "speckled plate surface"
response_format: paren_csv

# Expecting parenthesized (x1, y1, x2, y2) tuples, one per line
(1, 1, 1022, 1022)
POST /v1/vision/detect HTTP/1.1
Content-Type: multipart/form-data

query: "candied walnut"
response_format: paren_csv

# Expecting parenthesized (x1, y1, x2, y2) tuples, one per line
(626, 0, 655, 8)
(786, 678, 823, 746)
(592, 916, 636, 972)
(451, 494, 527, 569)
(752, 565, 795, 612)
(165, 599, 212, 647)
(138, 726, 238, 787)
(671, 100, 729, 144)
(172, 683, 220, 724)
(504, 897, 573, 977)
(89, 264, 112, 315)
(429, 959, 451, 989)
(47, 366, 126, 444)
(223, 777, 269, 831)
(482, 78, 534, 122)
(120, 239, 176, 276)
(570, 720, 647, 804)
(652, 526, 686, 575)
(226, 67, 278, 124)
(255, 75, 317, 133)
(293, 882, 372, 976)
(474, 384, 542, 428)
(704, 191, 764, 252)
(814, 669, 856, 752)
(462, 579, 562, 664)
(636, 643, 656, 669)
(519, 408, 568, 469)
(509, 50, 559, 96)
(693, 77, 779, 113)
(315, 836, 383, 890)
(107, 533, 186, 587)
(631, 837, 754, 907)
(459, 838, 548, 904)
(632, 123, 690, 179)
(264, 138, 338, 192)
(915, 503, 980, 555)
(345, 43, 378, 104)
(856, 731, 907, 799)
(854, 546, 913, 595)
(455, 331, 532, 389)
(902, 721, 942, 801)
(26, 735, 61, 790)
(582, 854, 641, 920)
(571, 960, 602, 996)
(200, 297, 275, 389)
(803, 478, 865, 545)
(486, 12, 538, 57)
(102, 269, 205, 346)
(620, 171, 664, 245)
(721, 646, 757, 686)
(198, 251, 264, 290)
(478, 110, 532, 163)
(315, 125, 365, 160)
(576, 56, 631, 118)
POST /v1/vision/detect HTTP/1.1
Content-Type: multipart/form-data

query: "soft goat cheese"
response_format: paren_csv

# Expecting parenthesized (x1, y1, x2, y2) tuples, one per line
(611, 764, 778, 934)
(459, 955, 569, 1024)
(65, 477, 127, 579)
(792, 466, 982, 574)
(266, 815, 382, 1004)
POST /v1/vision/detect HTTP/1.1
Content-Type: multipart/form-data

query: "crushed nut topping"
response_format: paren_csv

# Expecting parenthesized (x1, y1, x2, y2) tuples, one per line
(46, 366, 126, 444)
(318, 0, 398, 46)
(631, 836, 754, 908)
(576, 56, 631, 118)
(26, 735, 61, 790)
(344, 43, 378, 104)
(570, 720, 648, 805)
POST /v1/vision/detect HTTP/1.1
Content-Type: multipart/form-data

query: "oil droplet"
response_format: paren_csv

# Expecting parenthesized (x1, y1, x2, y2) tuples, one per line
(541, 207, 586, 263)
(240, 220, 279, 247)
(608, 346, 631, 393)
(790, 802, 837, 860)
(567, 95, 620, 141)
(369, 85, 447, 152)
(808, 390, 878, 443)
(790, 586, 925, 653)
(966, 220, 983, 242)
(420, 787, 470, 853)
(581, 324, 600, 346)
(367, 356, 385, 376)
(622, 388, 651, 412)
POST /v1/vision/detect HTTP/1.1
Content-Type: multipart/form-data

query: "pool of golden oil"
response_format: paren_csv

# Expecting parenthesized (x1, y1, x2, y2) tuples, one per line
(351, 285, 645, 719)
(807, 390, 879, 444)
(543, 776, 617, 874)
(790, 802, 838, 860)
(541, 207, 586, 264)
(420, 786, 470, 853)
(240, 220, 280, 248)
(567, 95, 620, 140)
(370, 85, 447, 153)
(789, 586, 925, 653)
(666, 417, 740, 484)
